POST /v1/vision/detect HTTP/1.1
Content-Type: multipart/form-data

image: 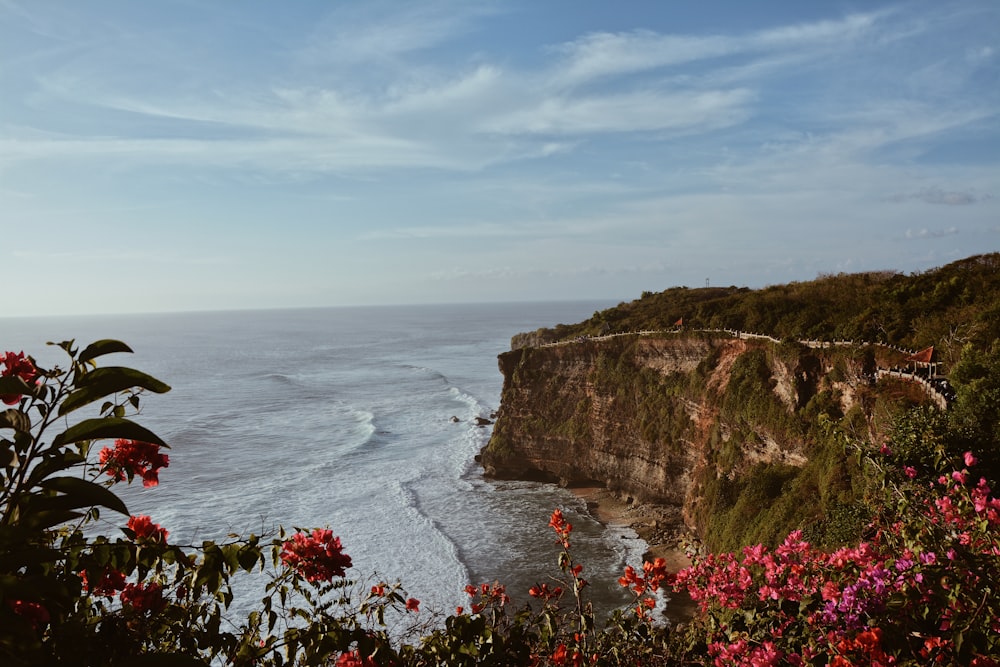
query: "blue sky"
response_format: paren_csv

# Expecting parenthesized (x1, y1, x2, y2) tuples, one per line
(1, 1, 998, 316)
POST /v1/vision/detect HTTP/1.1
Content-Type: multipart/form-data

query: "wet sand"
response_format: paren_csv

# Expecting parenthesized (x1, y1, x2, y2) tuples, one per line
(570, 486, 698, 625)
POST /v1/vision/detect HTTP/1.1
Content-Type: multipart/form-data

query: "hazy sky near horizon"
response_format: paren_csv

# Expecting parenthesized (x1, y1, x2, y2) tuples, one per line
(2, 1, 998, 317)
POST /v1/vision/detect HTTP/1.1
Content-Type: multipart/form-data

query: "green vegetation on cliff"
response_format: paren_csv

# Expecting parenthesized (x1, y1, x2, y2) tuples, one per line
(516, 253, 1000, 365)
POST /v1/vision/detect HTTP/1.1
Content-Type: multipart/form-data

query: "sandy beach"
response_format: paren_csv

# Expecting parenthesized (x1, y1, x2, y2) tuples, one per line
(570, 486, 698, 625)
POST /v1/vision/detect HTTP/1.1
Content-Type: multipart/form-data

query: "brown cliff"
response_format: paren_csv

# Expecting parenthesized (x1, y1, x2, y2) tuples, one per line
(480, 332, 929, 549)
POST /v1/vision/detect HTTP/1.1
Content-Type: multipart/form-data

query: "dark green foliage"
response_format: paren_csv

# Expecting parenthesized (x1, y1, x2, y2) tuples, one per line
(529, 253, 1000, 367)
(947, 342, 1000, 476)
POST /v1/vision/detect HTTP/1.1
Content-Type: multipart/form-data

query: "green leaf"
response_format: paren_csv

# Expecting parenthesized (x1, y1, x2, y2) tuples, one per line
(238, 545, 261, 572)
(50, 340, 77, 355)
(24, 449, 87, 487)
(23, 508, 84, 530)
(0, 377, 31, 403)
(78, 339, 133, 363)
(59, 367, 171, 416)
(52, 417, 169, 448)
(78, 367, 171, 394)
(0, 546, 62, 570)
(39, 476, 129, 515)
(0, 408, 30, 433)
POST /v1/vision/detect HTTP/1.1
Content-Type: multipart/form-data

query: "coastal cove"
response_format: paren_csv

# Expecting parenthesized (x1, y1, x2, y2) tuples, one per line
(1, 302, 655, 618)
(570, 486, 697, 625)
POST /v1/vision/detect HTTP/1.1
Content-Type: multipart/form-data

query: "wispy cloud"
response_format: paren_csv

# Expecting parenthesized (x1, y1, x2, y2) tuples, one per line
(2, 1, 997, 242)
(297, 1, 497, 67)
(0, 5, 917, 175)
(481, 88, 753, 135)
(10, 248, 231, 265)
(550, 12, 883, 86)
(905, 227, 959, 239)
(889, 187, 992, 206)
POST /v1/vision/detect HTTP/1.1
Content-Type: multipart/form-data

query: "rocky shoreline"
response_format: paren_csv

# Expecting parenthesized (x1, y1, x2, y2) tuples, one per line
(569, 486, 698, 625)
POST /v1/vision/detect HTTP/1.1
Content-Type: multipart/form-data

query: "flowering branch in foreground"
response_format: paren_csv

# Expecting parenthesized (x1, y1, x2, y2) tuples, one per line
(279, 528, 353, 582)
(99, 438, 170, 487)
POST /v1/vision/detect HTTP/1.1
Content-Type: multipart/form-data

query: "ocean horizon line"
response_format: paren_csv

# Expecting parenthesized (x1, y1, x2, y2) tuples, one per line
(1, 297, 626, 322)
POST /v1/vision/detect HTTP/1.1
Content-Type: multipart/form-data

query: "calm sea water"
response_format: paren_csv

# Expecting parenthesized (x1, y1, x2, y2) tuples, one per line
(2, 303, 647, 619)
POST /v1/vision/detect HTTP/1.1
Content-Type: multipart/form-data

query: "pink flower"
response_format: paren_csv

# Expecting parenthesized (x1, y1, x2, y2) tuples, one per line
(964, 451, 978, 467)
(99, 439, 169, 487)
(128, 515, 168, 544)
(904, 466, 918, 479)
(279, 529, 352, 582)
(821, 580, 841, 602)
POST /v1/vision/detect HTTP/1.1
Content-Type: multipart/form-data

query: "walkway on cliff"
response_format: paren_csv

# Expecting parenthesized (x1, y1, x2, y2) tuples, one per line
(537, 328, 953, 409)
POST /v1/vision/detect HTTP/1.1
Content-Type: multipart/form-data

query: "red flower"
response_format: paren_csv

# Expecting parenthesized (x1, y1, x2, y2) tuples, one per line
(0, 351, 39, 405)
(279, 529, 352, 582)
(549, 508, 572, 538)
(528, 582, 562, 600)
(9, 600, 49, 630)
(81, 567, 127, 597)
(120, 581, 166, 614)
(128, 515, 168, 544)
(335, 650, 377, 667)
(99, 439, 169, 487)
(406, 597, 420, 612)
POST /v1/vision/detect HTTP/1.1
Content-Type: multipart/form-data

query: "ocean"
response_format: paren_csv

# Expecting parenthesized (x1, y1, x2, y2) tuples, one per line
(2, 302, 647, 621)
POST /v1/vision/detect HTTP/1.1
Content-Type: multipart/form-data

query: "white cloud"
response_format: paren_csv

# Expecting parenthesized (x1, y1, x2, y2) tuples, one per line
(297, 1, 497, 66)
(552, 31, 731, 84)
(889, 187, 991, 206)
(550, 12, 883, 86)
(482, 88, 753, 135)
(905, 227, 959, 239)
(966, 45, 995, 63)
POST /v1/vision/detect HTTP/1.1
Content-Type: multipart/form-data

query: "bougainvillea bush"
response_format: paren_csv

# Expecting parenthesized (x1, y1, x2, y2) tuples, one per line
(669, 458, 1000, 665)
(2, 339, 999, 665)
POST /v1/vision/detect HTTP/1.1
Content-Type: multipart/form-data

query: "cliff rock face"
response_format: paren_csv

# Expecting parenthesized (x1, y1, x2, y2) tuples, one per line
(483, 337, 710, 504)
(480, 333, 909, 543)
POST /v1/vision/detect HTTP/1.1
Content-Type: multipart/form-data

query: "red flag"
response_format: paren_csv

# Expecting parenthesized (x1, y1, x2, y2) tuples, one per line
(904, 346, 934, 363)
